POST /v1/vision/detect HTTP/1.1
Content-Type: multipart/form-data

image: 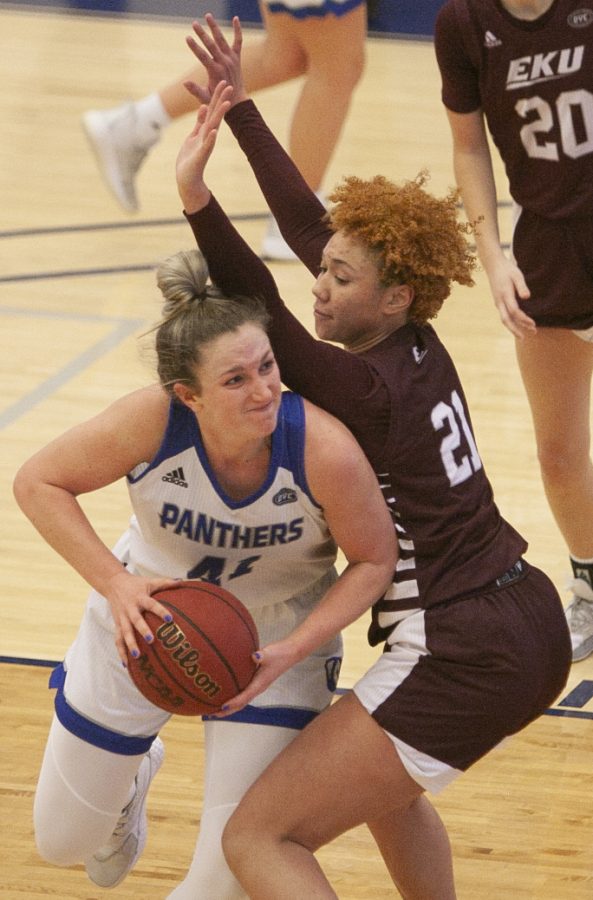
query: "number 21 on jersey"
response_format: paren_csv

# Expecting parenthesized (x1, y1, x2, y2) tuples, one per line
(431, 389, 483, 486)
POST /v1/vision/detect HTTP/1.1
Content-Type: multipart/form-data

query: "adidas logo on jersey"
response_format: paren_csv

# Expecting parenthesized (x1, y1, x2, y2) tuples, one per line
(162, 466, 188, 487)
(484, 30, 502, 48)
(273, 487, 297, 506)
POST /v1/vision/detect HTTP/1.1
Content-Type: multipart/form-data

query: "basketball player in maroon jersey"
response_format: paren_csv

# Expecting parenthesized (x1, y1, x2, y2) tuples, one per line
(435, 0, 593, 662)
(171, 19, 571, 897)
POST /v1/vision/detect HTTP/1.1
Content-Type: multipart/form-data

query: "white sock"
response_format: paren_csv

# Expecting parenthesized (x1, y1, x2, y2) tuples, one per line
(167, 720, 296, 899)
(133, 93, 171, 143)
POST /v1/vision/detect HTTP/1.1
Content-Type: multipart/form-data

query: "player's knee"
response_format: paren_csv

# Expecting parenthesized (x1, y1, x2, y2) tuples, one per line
(35, 824, 81, 867)
(537, 440, 586, 482)
(347, 44, 366, 87)
(310, 46, 365, 96)
(221, 808, 254, 875)
(34, 803, 90, 866)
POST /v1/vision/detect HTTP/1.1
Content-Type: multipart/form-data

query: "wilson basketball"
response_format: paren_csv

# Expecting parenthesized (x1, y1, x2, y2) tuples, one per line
(127, 581, 259, 716)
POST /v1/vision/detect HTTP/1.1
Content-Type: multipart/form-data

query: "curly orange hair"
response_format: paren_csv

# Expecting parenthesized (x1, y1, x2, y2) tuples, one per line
(327, 171, 476, 324)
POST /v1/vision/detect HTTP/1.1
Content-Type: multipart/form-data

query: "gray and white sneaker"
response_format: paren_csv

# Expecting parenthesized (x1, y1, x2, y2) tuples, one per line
(565, 576, 593, 662)
(82, 102, 160, 212)
(261, 215, 298, 262)
(85, 736, 165, 888)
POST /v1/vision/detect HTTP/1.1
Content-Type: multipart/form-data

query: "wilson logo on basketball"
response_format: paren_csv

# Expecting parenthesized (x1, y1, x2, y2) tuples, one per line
(154, 621, 222, 699)
(135, 655, 185, 709)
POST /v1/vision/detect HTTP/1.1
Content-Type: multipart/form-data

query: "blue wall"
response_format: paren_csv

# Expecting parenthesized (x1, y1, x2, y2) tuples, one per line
(230, 1, 444, 36)
(16, 0, 445, 37)
(367, 1, 444, 37)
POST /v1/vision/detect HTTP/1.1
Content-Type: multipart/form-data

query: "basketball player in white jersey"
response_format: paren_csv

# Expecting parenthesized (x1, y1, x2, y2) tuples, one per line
(13, 246, 396, 897)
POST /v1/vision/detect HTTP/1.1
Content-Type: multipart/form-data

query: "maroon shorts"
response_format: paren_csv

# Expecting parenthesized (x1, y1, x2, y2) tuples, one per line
(512, 207, 593, 329)
(354, 562, 571, 792)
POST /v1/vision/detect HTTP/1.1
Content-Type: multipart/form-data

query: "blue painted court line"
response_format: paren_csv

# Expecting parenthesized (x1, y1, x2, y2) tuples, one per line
(543, 708, 593, 720)
(558, 679, 593, 708)
(0, 265, 154, 283)
(1, 655, 592, 720)
(0, 206, 512, 243)
(1, 656, 57, 668)
(0, 310, 144, 429)
(0, 212, 268, 241)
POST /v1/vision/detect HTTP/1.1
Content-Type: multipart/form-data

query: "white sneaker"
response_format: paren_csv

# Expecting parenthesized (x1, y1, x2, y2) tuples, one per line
(82, 103, 161, 212)
(261, 215, 298, 262)
(85, 736, 165, 888)
(565, 576, 593, 662)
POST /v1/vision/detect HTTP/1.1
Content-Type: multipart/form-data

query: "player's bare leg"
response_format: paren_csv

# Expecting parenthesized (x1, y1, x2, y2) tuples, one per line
(222, 692, 456, 899)
(516, 327, 593, 660)
(281, 4, 366, 192)
(368, 796, 456, 898)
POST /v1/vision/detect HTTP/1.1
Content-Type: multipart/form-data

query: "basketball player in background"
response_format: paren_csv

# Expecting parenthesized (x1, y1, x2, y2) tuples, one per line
(82, 0, 367, 260)
(13, 240, 395, 895)
(170, 21, 571, 896)
(434, 0, 593, 662)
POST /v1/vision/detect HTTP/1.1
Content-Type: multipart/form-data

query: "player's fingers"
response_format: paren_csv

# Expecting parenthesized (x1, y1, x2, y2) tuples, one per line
(217, 657, 271, 714)
(192, 18, 224, 59)
(204, 82, 231, 123)
(117, 617, 144, 663)
(144, 597, 174, 624)
(204, 13, 233, 54)
(512, 271, 531, 301)
(204, 104, 230, 138)
(114, 630, 129, 668)
(186, 34, 210, 67)
(498, 304, 536, 338)
(496, 306, 523, 338)
(196, 103, 208, 125)
(231, 16, 243, 54)
(125, 605, 155, 647)
(183, 80, 210, 105)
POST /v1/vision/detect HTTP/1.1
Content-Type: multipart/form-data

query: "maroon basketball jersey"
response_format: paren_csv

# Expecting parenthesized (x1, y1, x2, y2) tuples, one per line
(187, 100, 527, 640)
(435, 0, 593, 218)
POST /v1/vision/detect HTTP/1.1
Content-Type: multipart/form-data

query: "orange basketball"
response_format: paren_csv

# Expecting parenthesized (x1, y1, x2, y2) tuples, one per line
(127, 581, 259, 716)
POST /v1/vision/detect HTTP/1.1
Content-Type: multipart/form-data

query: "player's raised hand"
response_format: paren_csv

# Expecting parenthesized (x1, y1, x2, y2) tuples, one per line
(176, 80, 233, 212)
(184, 14, 248, 107)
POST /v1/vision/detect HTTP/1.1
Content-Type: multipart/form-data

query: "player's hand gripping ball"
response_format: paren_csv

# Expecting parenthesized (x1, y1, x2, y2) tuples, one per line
(127, 581, 259, 715)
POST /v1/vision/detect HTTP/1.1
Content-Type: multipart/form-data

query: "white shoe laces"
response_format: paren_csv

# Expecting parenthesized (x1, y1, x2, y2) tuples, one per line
(111, 779, 138, 838)
(567, 575, 593, 602)
(566, 577, 593, 631)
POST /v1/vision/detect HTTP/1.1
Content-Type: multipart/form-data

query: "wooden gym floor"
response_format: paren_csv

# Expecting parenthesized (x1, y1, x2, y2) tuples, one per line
(1, 4, 592, 897)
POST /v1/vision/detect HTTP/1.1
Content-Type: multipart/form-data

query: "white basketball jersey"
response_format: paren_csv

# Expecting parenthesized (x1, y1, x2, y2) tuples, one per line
(126, 391, 337, 612)
(58, 394, 342, 738)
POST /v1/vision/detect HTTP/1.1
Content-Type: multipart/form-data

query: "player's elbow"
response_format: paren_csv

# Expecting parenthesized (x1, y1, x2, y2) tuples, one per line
(13, 462, 34, 513)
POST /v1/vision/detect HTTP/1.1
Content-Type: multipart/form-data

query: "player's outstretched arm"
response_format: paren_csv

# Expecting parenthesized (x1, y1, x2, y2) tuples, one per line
(184, 13, 328, 275)
(218, 402, 397, 713)
(176, 79, 232, 214)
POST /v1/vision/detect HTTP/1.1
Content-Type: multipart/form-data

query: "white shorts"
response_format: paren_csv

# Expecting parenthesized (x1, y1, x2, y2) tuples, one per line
(573, 324, 593, 342)
(50, 564, 342, 755)
(52, 539, 342, 754)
